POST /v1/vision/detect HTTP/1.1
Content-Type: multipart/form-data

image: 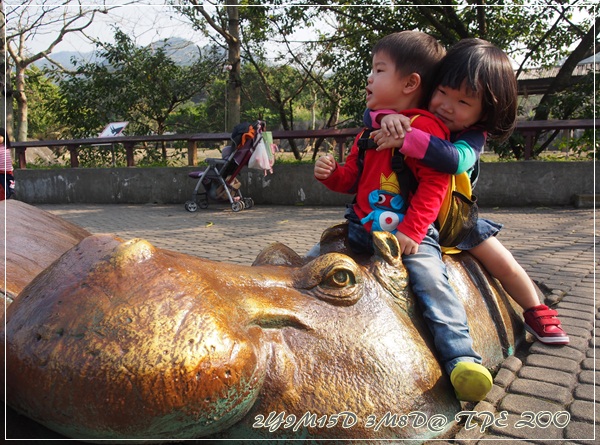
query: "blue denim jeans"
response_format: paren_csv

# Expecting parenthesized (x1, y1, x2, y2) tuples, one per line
(345, 206, 481, 375)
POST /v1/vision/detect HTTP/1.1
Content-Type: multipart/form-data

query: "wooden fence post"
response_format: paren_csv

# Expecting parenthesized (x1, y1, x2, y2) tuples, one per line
(67, 144, 79, 168)
(16, 147, 27, 169)
(187, 140, 197, 166)
(124, 142, 135, 167)
(334, 136, 347, 163)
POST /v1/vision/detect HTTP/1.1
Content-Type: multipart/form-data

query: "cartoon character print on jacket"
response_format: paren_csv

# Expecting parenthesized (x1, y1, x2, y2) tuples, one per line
(361, 172, 405, 234)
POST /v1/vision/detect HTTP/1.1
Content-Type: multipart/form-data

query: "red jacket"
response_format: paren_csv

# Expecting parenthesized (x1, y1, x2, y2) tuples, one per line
(319, 109, 450, 243)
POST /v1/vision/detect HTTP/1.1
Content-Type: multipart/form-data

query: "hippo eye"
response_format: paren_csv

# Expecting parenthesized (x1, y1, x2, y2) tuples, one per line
(293, 254, 363, 306)
(323, 268, 355, 289)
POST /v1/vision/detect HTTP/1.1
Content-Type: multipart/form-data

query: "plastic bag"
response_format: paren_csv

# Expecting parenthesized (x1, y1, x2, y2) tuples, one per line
(248, 137, 273, 174)
(262, 131, 276, 166)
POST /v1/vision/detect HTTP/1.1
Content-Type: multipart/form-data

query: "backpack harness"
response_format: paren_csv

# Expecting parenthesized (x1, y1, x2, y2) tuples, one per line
(354, 126, 479, 252)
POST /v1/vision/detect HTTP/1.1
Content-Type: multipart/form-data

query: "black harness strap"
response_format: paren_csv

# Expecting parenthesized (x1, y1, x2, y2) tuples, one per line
(351, 129, 417, 213)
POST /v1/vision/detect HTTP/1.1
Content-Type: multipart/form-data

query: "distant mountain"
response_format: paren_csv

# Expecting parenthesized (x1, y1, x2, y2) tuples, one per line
(149, 37, 206, 66)
(33, 37, 210, 71)
(34, 51, 99, 71)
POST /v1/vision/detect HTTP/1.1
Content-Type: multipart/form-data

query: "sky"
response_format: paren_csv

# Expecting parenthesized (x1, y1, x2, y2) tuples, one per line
(7, 2, 594, 67)
(13, 3, 213, 57)
(10, 2, 324, 62)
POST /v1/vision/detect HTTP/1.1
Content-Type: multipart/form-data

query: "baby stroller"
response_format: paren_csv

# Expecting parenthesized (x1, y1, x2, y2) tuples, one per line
(184, 120, 265, 213)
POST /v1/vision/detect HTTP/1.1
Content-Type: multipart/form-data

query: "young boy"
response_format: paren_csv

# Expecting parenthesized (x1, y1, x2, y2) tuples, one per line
(314, 31, 492, 402)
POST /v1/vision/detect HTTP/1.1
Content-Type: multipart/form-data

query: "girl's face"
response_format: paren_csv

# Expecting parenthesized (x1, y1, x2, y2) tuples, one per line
(429, 82, 484, 132)
(366, 51, 413, 111)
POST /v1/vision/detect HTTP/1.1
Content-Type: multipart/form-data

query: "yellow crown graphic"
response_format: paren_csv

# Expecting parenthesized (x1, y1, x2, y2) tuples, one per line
(380, 173, 400, 194)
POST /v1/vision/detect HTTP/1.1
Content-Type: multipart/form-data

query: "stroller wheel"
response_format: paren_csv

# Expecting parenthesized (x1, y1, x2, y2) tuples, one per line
(243, 197, 254, 209)
(199, 201, 209, 209)
(185, 201, 199, 212)
(231, 201, 244, 212)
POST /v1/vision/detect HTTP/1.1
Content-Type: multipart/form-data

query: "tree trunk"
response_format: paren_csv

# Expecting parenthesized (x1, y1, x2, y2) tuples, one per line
(226, 2, 241, 131)
(533, 17, 600, 123)
(0, 10, 6, 132)
(278, 103, 300, 159)
(4, 62, 14, 140)
(14, 64, 28, 142)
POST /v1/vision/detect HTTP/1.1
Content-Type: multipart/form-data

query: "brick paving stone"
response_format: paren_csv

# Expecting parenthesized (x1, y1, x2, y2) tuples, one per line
(586, 347, 598, 358)
(486, 411, 564, 440)
(500, 355, 523, 373)
(560, 301, 594, 312)
(578, 370, 596, 385)
(563, 420, 596, 442)
(493, 368, 518, 388)
(499, 394, 564, 416)
(558, 308, 596, 322)
(517, 366, 576, 389)
(508, 378, 574, 405)
(453, 423, 486, 442)
(569, 400, 598, 423)
(475, 438, 540, 445)
(483, 385, 506, 406)
(559, 317, 593, 333)
(528, 342, 585, 360)
(561, 325, 592, 340)
(580, 358, 598, 370)
(524, 354, 580, 373)
(573, 384, 596, 402)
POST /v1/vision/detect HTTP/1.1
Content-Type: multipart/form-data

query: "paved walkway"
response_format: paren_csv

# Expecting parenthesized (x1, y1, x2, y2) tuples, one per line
(27, 204, 600, 442)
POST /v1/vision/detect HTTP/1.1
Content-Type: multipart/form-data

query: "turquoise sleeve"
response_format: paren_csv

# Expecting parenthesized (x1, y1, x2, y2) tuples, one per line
(454, 140, 478, 175)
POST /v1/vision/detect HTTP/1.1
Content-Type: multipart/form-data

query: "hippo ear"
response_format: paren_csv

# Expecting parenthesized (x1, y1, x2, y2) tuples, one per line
(253, 242, 306, 267)
(372, 231, 402, 267)
(314, 223, 355, 256)
(371, 231, 409, 299)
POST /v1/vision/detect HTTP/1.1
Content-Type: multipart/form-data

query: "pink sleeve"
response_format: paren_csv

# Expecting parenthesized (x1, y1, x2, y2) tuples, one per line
(369, 109, 397, 129)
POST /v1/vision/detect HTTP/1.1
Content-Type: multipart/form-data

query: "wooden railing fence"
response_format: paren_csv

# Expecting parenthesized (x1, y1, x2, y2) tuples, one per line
(11, 120, 598, 169)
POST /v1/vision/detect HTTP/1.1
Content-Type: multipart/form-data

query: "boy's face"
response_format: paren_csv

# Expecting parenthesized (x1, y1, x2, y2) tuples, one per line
(429, 82, 484, 132)
(366, 51, 416, 111)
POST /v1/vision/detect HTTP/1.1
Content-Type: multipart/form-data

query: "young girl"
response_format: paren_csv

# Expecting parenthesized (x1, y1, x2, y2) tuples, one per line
(0, 128, 15, 200)
(368, 38, 569, 346)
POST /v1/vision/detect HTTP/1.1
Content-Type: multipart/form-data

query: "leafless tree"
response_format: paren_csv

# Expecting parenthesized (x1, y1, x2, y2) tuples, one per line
(4, 0, 120, 142)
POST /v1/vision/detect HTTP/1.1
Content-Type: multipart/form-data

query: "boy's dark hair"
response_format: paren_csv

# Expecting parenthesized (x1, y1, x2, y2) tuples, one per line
(431, 38, 518, 141)
(373, 31, 446, 107)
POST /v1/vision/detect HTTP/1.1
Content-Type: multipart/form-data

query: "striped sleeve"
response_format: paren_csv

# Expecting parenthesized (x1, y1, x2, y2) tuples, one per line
(401, 128, 486, 175)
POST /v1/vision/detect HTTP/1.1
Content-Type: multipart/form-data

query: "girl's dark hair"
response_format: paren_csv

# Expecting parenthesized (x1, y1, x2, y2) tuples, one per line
(373, 31, 446, 106)
(431, 38, 518, 141)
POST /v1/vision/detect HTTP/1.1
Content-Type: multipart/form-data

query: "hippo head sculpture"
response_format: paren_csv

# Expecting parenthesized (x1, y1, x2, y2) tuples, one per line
(2, 201, 524, 443)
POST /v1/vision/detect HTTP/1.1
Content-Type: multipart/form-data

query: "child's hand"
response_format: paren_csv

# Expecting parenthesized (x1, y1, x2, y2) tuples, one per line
(314, 154, 336, 180)
(372, 129, 405, 151)
(395, 231, 419, 255)
(381, 113, 412, 137)
(375, 114, 412, 151)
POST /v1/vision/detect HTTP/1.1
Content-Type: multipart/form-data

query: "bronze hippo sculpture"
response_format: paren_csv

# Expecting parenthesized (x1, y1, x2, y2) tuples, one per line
(2, 200, 525, 442)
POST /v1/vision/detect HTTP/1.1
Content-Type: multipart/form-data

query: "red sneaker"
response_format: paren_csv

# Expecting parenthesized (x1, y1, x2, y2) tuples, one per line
(524, 305, 569, 345)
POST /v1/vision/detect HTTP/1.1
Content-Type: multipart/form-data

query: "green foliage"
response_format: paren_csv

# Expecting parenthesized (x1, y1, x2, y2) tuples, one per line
(22, 1, 599, 164)
(54, 29, 222, 140)
(19, 65, 63, 140)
